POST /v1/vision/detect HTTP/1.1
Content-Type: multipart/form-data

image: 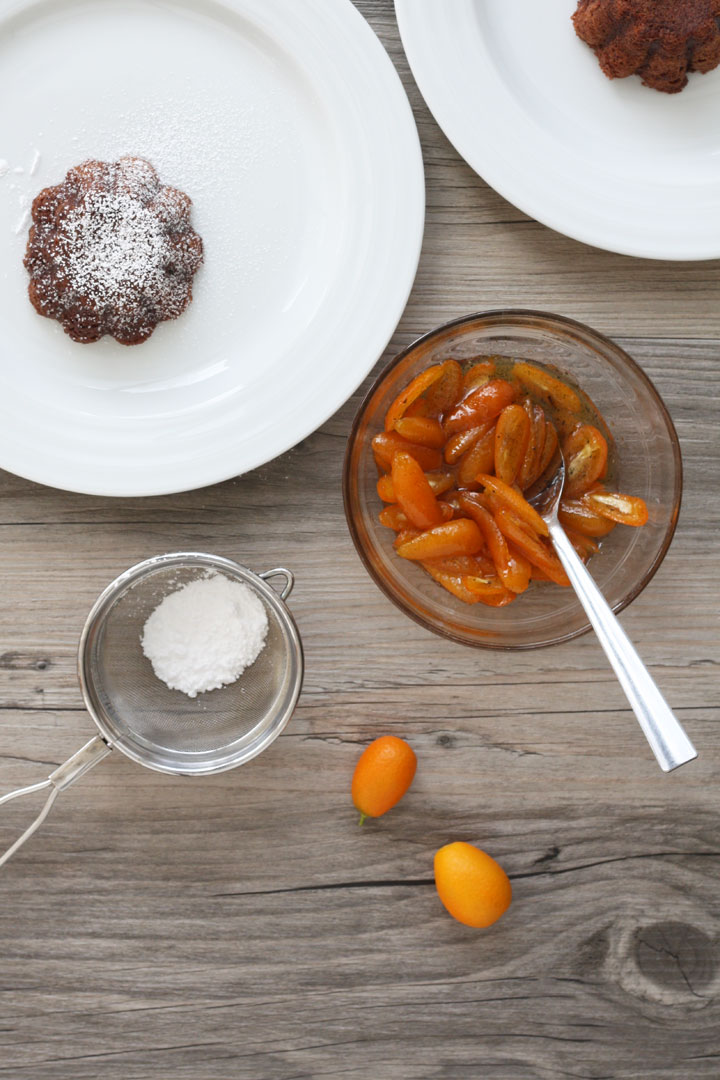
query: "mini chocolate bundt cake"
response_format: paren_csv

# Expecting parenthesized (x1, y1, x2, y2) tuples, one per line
(573, 0, 720, 94)
(24, 156, 203, 345)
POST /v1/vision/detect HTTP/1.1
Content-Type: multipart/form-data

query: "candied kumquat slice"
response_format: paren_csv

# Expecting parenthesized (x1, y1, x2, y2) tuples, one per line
(403, 397, 433, 419)
(457, 426, 496, 487)
(529, 563, 553, 582)
(517, 402, 547, 490)
(563, 424, 608, 498)
(537, 421, 559, 480)
(378, 505, 409, 531)
(437, 490, 464, 515)
(462, 359, 496, 394)
(476, 474, 549, 537)
(494, 403, 531, 486)
(391, 452, 445, 531)
(586, 490, 649, 527)
(423, 553, 496, 577)
(394, 416, 446, 449)
(462, 575, 516, 606)
(423, 360, 464, 414)
(512, 361, 582, 413)
(372, 431, 443, 473)
(564, 527, 600, 562)
(395, 519, 483, 561)
(454, 489, 491, 513)
(379, 470, 454, 508)
(382, 499, 448, 530)
(506, 543, 532, 593)
(384, 364, 446, 431)
(443, 379, 517, 437)
(494, 508, 569, 586)
(558, 498, 616, 537)
(444, 423, 490, 464)
(394, 526, 420, 548)
(458, 494, 529, 594)
(421, 563, 482, 605)
(383, 504, 449, 531)
(377, 474, 396, 502)
(425, 470, 457, 496)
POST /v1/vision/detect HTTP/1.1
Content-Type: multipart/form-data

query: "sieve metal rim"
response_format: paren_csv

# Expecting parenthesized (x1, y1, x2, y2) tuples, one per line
(77, 552, 304, 776)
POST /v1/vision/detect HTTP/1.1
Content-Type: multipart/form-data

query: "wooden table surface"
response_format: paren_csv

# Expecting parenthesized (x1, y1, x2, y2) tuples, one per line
(2, 3, 719, 1078)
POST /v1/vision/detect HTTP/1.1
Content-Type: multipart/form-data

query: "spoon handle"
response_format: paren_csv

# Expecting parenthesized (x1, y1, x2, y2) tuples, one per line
(548, 519, 697, 772)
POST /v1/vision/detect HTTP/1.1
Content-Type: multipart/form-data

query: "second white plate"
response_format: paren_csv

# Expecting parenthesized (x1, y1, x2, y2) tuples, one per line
(0, 0, 424, 496)
(396, 0, 720, 260)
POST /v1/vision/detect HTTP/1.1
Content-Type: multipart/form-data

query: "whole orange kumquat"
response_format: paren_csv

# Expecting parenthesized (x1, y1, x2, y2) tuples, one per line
(434, 842, 512, 928)
(351, 736, 417, 824)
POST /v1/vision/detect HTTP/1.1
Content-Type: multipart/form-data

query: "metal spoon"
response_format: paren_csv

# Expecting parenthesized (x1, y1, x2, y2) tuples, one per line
(528, 450, 697, 772)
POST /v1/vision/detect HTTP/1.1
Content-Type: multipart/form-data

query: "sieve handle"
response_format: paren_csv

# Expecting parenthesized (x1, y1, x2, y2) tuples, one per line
(260, 567, 295, 601)
(0, 736, 111, 869)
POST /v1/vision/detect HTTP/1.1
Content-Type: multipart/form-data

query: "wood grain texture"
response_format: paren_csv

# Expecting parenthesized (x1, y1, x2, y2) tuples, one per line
(1, 2, 719, 1078)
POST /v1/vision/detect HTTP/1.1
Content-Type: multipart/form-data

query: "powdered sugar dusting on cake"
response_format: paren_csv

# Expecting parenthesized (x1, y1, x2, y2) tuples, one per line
(24, 156, 203, 345)
(59, 187, 171, 308)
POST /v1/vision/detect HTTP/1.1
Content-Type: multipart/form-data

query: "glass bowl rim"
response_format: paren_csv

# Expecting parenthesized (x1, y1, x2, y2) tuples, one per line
(342, 308, 683, 650)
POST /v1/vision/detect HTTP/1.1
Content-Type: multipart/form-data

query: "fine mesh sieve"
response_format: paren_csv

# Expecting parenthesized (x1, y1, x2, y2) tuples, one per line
(0, 553, 303, 868)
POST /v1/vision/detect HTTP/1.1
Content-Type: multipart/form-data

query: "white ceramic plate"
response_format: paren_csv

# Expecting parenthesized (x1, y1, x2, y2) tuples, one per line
(395, 0, 720, 260)
(0, 0, 424, 496)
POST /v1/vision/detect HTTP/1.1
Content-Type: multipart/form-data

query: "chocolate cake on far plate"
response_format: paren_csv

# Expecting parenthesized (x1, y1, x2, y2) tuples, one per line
(24, 156, 203, 345)
(573, 0, 720, 94)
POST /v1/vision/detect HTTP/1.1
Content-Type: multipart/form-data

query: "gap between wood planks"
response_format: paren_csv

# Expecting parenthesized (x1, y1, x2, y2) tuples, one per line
(212, 849, 720, 900)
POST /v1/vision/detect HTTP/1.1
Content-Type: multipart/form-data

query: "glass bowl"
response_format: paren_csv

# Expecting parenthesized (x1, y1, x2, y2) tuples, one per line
(343, 310, 682, 649)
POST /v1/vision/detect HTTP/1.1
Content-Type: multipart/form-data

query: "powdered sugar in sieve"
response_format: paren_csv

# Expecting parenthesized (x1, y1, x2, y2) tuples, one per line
(141, 572, 269, 697)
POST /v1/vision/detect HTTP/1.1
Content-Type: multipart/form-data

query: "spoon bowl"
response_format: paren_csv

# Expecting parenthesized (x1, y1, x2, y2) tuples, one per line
(526, 446, 565, 521)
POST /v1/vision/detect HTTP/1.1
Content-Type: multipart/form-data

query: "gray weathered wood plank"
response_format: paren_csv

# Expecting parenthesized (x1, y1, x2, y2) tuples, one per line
(0, 2, 718, 1078)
